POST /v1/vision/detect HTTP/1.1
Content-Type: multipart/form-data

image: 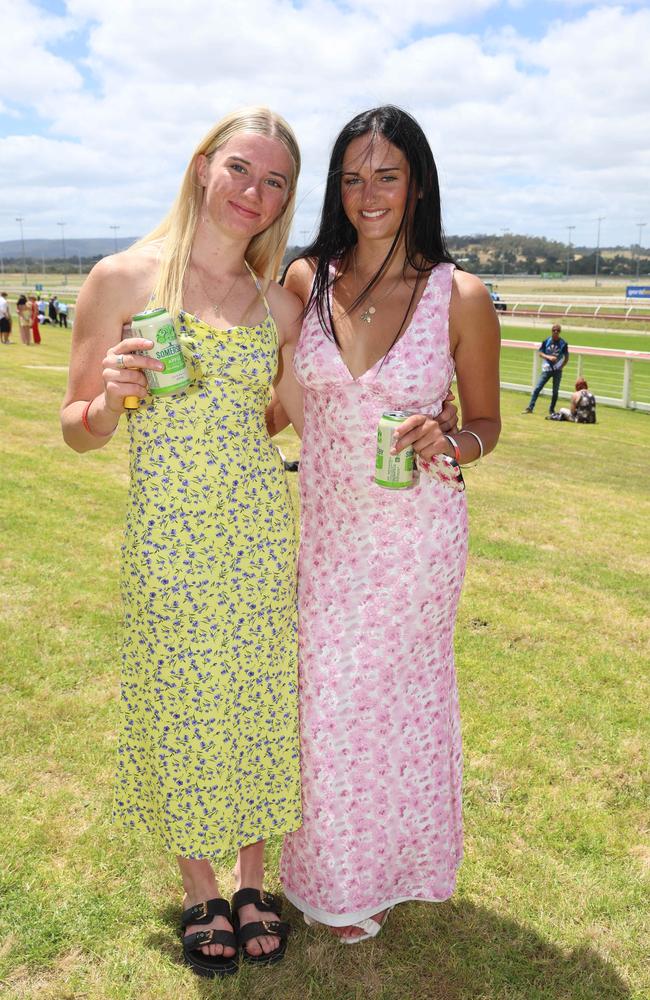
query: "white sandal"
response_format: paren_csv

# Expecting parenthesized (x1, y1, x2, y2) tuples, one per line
(303, 908, 393, 944)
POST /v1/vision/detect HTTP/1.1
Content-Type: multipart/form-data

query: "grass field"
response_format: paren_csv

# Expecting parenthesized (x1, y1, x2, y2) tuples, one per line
(1, 332, 649, 999)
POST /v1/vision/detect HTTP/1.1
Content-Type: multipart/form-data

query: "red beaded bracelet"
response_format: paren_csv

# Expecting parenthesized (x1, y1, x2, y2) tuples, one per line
(81, 398, 114, 438)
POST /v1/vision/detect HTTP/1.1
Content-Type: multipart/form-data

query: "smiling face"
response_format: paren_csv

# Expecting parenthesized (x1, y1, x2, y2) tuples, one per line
(340, 134, 411, 244)
(196, 132, 293, 241)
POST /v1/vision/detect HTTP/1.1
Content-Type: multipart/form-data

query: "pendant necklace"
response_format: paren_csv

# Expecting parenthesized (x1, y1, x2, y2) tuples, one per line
(192, 262, 245, 319)
(352, 252, 403, 324)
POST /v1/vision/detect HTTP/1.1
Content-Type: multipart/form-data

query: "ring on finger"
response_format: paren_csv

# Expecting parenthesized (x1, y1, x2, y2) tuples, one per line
(115, 354, 126, 369)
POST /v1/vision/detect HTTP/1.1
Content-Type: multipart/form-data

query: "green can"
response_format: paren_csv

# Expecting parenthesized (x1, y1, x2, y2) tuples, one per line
(131, 308, 190, 397)
(375, 411, 417, 489)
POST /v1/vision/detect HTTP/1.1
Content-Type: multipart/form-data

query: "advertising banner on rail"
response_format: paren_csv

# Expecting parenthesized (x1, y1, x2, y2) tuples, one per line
(626, 286, 650, 298)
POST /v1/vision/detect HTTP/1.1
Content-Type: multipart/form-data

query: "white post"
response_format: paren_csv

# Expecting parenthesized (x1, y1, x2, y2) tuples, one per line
(532, 349, 540, 388)
(576, 354, 583, 380)
(622, 358, 632, 408)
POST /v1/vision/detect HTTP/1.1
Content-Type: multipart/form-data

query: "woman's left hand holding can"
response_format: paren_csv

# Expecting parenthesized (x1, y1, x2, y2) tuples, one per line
(101, 336, 163, 413)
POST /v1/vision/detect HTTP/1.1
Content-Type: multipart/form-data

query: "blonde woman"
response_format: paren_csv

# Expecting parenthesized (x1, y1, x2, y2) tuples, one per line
(61, 108, 304, 978)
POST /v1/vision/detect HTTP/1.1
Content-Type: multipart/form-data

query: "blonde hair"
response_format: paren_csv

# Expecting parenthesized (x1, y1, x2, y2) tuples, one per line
(137, 107, 300, 318)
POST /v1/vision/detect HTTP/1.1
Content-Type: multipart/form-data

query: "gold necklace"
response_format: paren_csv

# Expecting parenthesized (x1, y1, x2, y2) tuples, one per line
(192, 262, 245, 318)
(352, 252, 403, 324)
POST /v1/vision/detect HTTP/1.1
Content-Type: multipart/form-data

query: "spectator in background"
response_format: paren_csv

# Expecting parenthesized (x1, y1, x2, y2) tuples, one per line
(49, 296, 59, 324)
(29, 295, 41, 344)
(17, 295, 32, 345)
(0, 291, 11, 344)
(58, 299, 69, 327)
(547, 377, 597, 423)
(37, 296, 47, 323)
(523, 323, 569, 415)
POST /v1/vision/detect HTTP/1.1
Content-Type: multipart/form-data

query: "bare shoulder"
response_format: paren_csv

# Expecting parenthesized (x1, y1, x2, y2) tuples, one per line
(283, 256, 316, 305)
(450, 269, 495, 325)
(266, 280, 304, 347)
(267, 280, 304, 327)
(451, 268, 492, 305)
(78, 244, 160, 321)
(449, 268, 500, 352)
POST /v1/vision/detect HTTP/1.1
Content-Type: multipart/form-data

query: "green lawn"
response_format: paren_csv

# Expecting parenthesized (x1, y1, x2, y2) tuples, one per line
(0, 332, 648, 999)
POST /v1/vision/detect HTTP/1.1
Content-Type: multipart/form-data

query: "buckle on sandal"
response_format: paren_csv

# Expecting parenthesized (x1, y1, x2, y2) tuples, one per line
(260, 920, 279, 933)
(261, 892, 276, 908)
(193, 901, 208, 920)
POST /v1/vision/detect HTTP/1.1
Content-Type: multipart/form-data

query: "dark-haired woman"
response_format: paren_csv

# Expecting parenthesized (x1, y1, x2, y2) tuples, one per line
(277, 106, 501, 941)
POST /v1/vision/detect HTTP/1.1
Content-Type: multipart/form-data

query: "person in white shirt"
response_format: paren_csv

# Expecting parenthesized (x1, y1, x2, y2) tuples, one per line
(0, 292, 11, 344)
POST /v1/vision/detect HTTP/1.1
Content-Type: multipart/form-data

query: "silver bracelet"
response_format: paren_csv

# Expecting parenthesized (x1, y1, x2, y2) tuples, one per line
(458, 429, 484, 467)
(443, 433, 460, 462)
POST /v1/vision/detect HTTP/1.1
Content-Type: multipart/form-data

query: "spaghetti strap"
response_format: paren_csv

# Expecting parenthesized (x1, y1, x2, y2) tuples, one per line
(245, 260, 272, 316)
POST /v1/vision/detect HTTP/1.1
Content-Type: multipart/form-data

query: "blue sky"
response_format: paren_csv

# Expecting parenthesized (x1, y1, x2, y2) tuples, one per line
(1, 0, 648, 247)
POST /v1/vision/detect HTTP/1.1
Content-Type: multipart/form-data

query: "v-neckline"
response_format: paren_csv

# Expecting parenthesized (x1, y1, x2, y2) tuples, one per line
(330, 265, 435, 382)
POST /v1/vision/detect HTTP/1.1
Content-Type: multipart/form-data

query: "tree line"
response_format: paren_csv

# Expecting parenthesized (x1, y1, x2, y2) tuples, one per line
(283, 233, 649, 276)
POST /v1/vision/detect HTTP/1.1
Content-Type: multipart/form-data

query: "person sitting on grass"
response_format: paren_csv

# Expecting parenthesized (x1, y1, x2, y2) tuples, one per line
(547, 377, 596, 423)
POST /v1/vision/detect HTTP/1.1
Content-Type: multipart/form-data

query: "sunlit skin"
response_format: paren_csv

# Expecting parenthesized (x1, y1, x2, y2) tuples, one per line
(195, 134, 292, 246)
(341, 134, 411, 248)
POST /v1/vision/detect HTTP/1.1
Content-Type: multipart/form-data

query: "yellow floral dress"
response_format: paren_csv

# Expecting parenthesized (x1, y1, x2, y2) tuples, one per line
(113, 300, 301, 859)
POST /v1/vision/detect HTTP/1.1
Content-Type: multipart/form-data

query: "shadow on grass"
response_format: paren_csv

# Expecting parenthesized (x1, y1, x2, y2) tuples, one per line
(396, 898, 632, 1000)
(146, 898, 632, 1000)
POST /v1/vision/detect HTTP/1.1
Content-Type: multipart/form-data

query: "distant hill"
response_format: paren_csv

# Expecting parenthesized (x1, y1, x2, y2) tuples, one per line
(1, 234, 647, 277)
(0, 237, 138, 260)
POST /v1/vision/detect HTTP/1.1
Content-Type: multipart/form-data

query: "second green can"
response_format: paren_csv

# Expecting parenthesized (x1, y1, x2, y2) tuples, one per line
(375, 411, 416, 489)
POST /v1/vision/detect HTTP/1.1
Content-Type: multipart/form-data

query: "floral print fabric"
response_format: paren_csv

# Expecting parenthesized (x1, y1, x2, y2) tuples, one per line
(281, 263, 468, 924)
(113, 309, 301, 859)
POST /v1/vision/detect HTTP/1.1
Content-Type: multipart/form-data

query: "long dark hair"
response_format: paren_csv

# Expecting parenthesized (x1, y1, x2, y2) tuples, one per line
(285, 105, 456, 346)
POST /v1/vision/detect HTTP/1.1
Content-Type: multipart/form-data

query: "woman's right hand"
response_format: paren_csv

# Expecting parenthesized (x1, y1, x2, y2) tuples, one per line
(101, 337, 163, 412)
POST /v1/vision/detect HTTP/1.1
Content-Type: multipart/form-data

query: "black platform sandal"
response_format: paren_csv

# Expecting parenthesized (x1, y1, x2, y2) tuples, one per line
(231, 888, 291, 965)
(180, 897, 239, 978)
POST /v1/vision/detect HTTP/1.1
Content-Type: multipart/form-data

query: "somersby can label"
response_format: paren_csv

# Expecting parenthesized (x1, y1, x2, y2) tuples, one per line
(131, 308, 190, 397)
(375, 411, 417, 489)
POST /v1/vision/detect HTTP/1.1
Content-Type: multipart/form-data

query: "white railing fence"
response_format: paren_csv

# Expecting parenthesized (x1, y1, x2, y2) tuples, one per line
(501, 340, 650, 412)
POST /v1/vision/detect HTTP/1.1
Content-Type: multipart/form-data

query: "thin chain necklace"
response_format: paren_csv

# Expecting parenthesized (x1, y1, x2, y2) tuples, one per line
(352, 252, 403, 324)
(192, 261, 246, 319)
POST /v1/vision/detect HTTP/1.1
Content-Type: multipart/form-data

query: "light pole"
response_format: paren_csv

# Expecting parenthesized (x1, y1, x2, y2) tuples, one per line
(110, 225, 120, 254)
(16, 216, 26, 284)
(594, 216, 605, 287)
(565, 225, 575, 279)
(636, 222, 647, 279)
(499, 228, 509, 278)
(300, 229, 309, 247)
(57, 222, 68, 284)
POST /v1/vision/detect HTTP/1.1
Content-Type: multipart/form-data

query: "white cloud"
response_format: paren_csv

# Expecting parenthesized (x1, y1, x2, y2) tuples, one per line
(0, 1, 648, 247)
(1, 1, 82, 110)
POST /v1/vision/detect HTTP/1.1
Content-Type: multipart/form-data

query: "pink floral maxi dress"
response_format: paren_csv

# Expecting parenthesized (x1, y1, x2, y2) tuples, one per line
(280, 263, 468, 926)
